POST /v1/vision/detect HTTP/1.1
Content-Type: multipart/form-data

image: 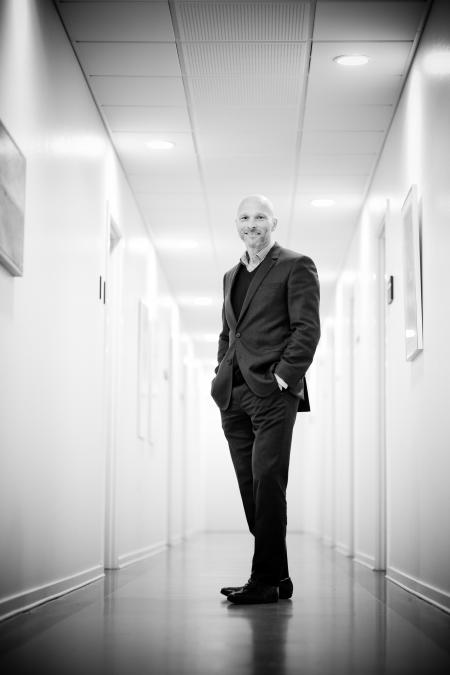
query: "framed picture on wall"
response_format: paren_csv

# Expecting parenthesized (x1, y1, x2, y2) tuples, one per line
(401, 185, 423, 361)
(0, 120, 26, 276)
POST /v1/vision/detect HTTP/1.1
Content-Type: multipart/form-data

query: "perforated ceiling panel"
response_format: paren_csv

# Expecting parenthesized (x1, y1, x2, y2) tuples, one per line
(175, 1, 311, 42)
(176, 3, 311, 107)
(182, 42, 306, 77)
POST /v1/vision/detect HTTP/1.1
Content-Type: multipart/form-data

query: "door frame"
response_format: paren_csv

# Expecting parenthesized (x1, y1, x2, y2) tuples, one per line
(375, 203, 389, 571)
(104, 206, 123, 569)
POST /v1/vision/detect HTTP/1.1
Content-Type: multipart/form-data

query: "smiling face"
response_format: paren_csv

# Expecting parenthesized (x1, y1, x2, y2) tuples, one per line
(235, 195, 278, 254)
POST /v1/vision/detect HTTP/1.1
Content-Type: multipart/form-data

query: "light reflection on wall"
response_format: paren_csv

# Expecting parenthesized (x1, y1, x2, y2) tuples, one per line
(48, 134, 106, 158)
(423, 48, 450, 77)
(405, 68, 423, 187)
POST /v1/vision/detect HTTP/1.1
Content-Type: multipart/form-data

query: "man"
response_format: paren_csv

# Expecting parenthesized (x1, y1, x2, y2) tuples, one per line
(211, 194, 320, 605)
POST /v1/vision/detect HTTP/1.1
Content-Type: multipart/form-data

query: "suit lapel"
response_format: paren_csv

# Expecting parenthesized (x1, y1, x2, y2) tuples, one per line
(237, 244, 280, 324)
(224, 263, 240, 329)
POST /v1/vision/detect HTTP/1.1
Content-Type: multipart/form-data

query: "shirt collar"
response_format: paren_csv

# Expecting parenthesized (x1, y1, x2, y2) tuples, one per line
(240, 241, 275, 270)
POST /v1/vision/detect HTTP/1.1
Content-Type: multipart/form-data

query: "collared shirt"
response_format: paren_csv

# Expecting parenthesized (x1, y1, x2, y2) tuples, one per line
(240, 241, 275, 272)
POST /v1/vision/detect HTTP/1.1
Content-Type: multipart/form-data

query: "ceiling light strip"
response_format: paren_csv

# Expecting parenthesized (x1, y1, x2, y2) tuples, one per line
(168, 0, 222, 274)
(285, 0, 317, 245)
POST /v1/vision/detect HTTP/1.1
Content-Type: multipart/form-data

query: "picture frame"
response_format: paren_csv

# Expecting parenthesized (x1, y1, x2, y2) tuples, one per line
(401, 185, 423, 361)
(0, 120, 26, 276)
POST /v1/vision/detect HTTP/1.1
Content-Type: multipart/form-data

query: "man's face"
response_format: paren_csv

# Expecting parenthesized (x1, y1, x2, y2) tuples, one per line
(235, 198, 277, 251)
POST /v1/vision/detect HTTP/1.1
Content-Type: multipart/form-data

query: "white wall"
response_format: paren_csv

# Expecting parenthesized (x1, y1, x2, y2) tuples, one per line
(298, 0, 450, 612)
(0, 0, 204, 620)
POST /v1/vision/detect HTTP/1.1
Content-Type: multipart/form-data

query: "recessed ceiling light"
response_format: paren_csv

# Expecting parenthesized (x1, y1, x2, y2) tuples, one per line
(333, 54, 369, 67)
(146, 140, 175, 150)
(311, 199, 335, 208)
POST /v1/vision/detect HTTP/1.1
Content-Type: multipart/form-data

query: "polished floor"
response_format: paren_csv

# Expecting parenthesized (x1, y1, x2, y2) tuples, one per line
(0, 533, 449, 675)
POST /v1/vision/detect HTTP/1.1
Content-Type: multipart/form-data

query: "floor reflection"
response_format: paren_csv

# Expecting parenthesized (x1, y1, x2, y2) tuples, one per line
(0, 534, 449, 674)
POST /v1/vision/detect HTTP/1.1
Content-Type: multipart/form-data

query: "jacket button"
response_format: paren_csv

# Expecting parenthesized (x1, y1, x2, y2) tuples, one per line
(236, 332, 241, 338)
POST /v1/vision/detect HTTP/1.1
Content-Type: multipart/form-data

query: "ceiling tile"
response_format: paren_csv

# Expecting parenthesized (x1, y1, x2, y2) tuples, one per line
(307, 75, 403, 106)
(89, 76, 186, 106)
(174, 1, 311, 42)
(294, 193, 363, 214)
(187, 76, 305, 107)
(296, 174, 369, 194)
(202, 157, 295, 194)
(102, 106, 191, 132)
(58, 1, 175, 41)
(299, 154, 376, 176)
(310, 41, 413, 77)
(314, 1, 427, 41)
(197, 129, 296, 158)
(301, 131, 385, 155)
(128, 169, 203, 194)
(75, 43, 181, 76)
(303, 104, 394, 132)
(144, 215, 210, 242)
(112, 130, 196, 158)
(193, 107, 299, 135)
(137, 193, 206, 211)
(111, 131, 201, 191)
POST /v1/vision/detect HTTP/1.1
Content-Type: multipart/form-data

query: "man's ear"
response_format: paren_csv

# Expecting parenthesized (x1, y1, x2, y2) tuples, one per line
(272, 218, 278, 231)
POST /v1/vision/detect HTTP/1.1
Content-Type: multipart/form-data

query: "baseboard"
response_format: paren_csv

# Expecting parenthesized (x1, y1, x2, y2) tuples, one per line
(354, 551, 376, 570)
(117, 541, 167, 569)
(335, 542, 352, 557)
(321, 535, 334, 547)
(386, 566, 450, 614)
(0, 564, 104, 622)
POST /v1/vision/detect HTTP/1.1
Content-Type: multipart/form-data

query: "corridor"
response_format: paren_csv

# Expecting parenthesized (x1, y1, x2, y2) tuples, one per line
(1, 0, 450, 672)
(0, 534, 449, 674)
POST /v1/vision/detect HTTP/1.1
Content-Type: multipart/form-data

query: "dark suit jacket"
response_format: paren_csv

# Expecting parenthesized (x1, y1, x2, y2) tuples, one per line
(211, 243, 321, 412)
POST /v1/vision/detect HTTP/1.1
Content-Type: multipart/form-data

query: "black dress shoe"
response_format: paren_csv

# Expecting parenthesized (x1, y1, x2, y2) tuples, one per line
(227, 580, 278, 604)
(221, 576, 293, 599)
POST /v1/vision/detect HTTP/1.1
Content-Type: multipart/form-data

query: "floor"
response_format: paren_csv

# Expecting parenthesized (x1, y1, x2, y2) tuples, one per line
(0, 533, 449, 675)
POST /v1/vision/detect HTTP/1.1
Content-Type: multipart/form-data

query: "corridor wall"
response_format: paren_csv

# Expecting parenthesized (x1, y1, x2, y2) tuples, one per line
(297, 0, 450, 612)
(0, 0, 203, 621)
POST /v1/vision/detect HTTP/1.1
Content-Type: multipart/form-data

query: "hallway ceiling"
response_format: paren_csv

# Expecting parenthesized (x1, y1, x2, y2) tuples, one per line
(55, 0, 429, 361)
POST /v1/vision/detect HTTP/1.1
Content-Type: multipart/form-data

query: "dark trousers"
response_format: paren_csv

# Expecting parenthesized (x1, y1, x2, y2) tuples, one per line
(220, 382, 299, 586)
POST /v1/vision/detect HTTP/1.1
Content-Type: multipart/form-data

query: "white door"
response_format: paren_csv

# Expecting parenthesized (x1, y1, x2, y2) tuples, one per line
(375, 215, 388, 571)
(334, 285, 356, 557)
(104, 214, 123, 569)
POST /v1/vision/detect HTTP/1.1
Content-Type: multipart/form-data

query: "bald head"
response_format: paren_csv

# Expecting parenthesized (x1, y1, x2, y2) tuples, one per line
(236, 194, 275, 219)
(235, 194, 278, 255)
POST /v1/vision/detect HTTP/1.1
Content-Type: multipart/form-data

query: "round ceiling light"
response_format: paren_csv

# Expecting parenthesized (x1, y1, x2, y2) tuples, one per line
(311, 198, 335, 208)
(146, 140, 175, 150)
(333, 54, 369, 67)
